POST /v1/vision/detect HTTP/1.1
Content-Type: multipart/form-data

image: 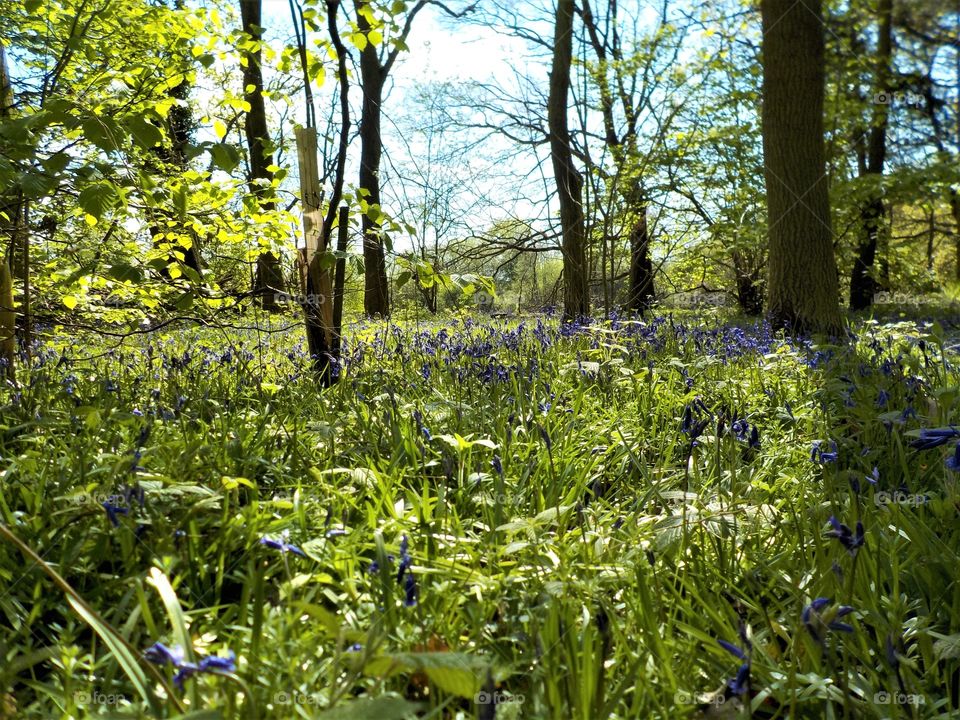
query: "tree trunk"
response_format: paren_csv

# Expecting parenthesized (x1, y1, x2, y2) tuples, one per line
(548, 0, 589, 320)
(240, 0, 283, 310)
(356, 6, 390, 317)
(0, 43, 17, 379)
(850, 197, 884, 309)
(733, 252, 764, 316)
(627, 202, 654, 313)
(848, 0, 892, 310)
(951, 192, 960, 281)
(761, 0, 843, 334)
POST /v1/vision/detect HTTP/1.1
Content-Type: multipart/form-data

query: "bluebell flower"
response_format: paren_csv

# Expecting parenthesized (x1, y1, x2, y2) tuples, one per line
(403, 571, 418, 607)
(102, 499, 129, 527)
(825, 516, 864, 555)
(717, 640, 746, 660)
(717, 635, 750, 697)
(260, 534, 306, 557)
(397, 535, 412, 583)
(946, 443, 960, 472)
(728, 663, 750, 696)
(803, 599, 856, 642)
(876, 390, 890, 408)
(909, 427, 959, 450)
(144, 642, 184, 666)
(866, 467, 880, 486)
(491, 455, 503, 477)
(811, 440, 838, 464)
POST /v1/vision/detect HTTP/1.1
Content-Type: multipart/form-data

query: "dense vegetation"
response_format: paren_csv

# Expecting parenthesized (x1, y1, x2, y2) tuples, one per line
(1, 313, 959, 718)
(1, 0, 959, 718)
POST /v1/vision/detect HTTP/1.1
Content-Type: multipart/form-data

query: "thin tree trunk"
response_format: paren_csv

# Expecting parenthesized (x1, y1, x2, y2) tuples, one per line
(356, 3, 390, 317)
(761, 0, 843, 334)
(548, 0, 589, 320)
(0, 43, 17, 379)
(241, 0, 283, 310)
(627, 201, 654, 313)
(848, 0, 892, 310)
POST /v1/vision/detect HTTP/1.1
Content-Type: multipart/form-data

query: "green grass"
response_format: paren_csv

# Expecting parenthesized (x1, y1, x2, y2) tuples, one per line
(0, 313, 958, 718)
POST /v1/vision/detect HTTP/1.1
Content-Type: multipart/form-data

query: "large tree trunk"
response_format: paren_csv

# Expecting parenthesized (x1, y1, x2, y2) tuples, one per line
(356, 5, 390, 318)
(626, 201, 654, 313)
(548, 0, 589, 320)
(761, 0, 843, 334)
(240, 0, 283, 311)
(848, 0, 892, 310)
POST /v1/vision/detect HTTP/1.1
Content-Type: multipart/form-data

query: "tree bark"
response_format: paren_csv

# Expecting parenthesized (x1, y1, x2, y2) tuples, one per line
(761, 0, 843, 334)
(548, 0, 589, 320)
(355, 1, 390, 317)
(626, 201, 654, 313)
(240, 0, 284, 310)
(848, 0, 892, 310)
(0, 42, 17, 379)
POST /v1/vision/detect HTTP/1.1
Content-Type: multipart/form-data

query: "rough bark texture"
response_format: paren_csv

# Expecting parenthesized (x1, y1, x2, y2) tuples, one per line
(761, 0, 843, 334)
(356, 1, 390, 317)
(848, 0, 892, 310)
(548, 0, 589, 320)
(241, 0, 284, 310)
(626, 202, 654, 313)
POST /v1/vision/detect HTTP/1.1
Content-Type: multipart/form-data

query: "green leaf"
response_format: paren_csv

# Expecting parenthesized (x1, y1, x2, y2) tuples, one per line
(126, 115, 163, 149)
(40, 152, 70, 175)
(147, 568, 195, 662)
(78, 181, 120, 220)
(364, 652, 486, 699)
(108, 263, 143, 283)
(210, 143, 241, 172)
(316, 696, 421, 720)
(81, 114, 122, 153)
(395, 270, 412, 288)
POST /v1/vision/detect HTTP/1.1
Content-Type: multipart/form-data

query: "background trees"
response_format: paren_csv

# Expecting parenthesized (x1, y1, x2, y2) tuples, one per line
(0, 0, 956, 355)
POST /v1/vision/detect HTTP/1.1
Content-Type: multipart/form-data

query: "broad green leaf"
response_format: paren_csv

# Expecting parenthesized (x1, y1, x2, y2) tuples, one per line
(78, 181, 119, 220)
(126, 115, 163, 149)
(316, 696, 420, 720)
(210, 143, 240, 172)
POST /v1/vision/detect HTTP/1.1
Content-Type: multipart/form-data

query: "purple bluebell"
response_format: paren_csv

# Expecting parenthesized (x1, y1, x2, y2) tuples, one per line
(909, 427, 959, 450)
(403, 571, 419, 607)
(946, 443, 960, 472)
(102, 499, 129, 527)
(260, 536, 307, 557)
(811, 440, 838, 464)
(825, 516, 864, 555)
